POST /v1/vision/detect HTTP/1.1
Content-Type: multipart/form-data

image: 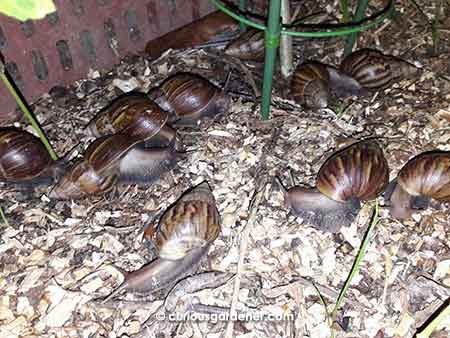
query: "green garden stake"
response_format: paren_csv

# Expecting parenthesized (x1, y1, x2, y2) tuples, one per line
(261, 0, 281, 120)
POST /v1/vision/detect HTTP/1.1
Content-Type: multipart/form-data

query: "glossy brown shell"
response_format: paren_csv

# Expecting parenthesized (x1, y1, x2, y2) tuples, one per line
(340, 49, 419, 90)
(224, 29, 265, 61)
(85, 134, 140, 176)
(49, 159, 117, 200)
(290, 62, 330, 108)
(86, 94, 168, 141)
(151, 182, 221, 260)
(397, 152, 450, 201)
(317, 140, 389, 202)
(0, 128, 53, 181)
(155, 73, 229, 123)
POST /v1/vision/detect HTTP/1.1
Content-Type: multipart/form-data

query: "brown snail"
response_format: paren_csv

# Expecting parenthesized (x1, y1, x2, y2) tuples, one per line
(85, 94, 176, 148)
(148, 73, 231, 126)
(102, 182, 221, 302)
(224, 28, 265, 61)
(290, 62, 331, 109)
(277, 140, 389, 232)
(0, 128, 63, 185)
(339, 49, 420, 91)
(385, 151, 450, 220)
(50, 134, 182, 199)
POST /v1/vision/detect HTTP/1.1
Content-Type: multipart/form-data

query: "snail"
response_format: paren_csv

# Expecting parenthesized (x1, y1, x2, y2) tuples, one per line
(339, 49, 420, 91)
(85, 94, 177, 148)
(102, 182, 221, 302)
(148, 73, 231, 126)
(50, 133, 183, 199)
(290, 62, 330, 109)
(0, 127, 64, 185)
(385, 151, 450, 220)
(224, 28, 265, 61)
(277, 140, 389, 232)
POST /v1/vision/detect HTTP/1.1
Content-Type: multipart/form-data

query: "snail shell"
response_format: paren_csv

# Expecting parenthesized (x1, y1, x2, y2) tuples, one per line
(280, 140, 389, 232)
(224, 28, 265, 61)
(103, 182, 221, 301)
(387, 151, 450, 219)
(340, 49, 419, 90)
(50, 134, 182, 200)
(148, 73, 230, 126)
(290, 62, 330, 109)
(85, 94, 170, 145)
(0, 128, 58, 184)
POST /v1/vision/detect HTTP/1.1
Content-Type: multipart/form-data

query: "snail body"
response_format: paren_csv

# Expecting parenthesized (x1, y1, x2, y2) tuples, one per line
(148, 73, 230, 126)
(103, 182, 220, 301)
(386, 151, 450, 219)
(0, 128, 63, 185)
(340, 49, 419, 91)
(278, 140, 389, 232)
(50, 134, 182, 199)
(224, 28, 265, 61)
(290, 62, 330, 109)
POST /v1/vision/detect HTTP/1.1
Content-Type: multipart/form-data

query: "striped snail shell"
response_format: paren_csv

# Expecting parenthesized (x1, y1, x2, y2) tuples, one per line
(50, 134, 182, 199)
(0, 128, 62, 185)
(85, 94, 173, 146)
(103, 182, 220, 301)
(290, 62, 330, 109)
(148, 73, 230, 126)
(279, 140, 389, 232)
(224, 28, 265, 61)
(340, 49, 420, 91)
(386, 151, 450, 219)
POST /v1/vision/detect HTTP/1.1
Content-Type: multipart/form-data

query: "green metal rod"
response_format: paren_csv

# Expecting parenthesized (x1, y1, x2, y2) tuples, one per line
(0, 67, 58, 160)
(344, 0, 370, 55)
(261, 0, 281, 120)
(211, 0, 394, 37)
(238, 0, 246, 31)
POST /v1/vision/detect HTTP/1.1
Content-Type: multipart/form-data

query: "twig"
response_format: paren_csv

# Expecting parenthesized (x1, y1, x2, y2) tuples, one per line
(224, 185, 265, 338)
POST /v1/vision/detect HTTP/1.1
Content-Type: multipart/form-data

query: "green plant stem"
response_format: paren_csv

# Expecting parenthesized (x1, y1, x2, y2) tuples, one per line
(0, 65, 58, 160)
(417, 301, 450, 338)
(331, 200, 380, 320)
(344, 0, 371, 55)
(238, 0, 246, 31)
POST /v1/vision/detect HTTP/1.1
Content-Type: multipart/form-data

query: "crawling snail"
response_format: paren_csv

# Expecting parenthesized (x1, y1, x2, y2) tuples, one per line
(385, 151, 450, 220)
(277, 140, 389, 232)
(102, 182, 220, 302)
(85, 94, 177, 148)
(0, 128, 64, 185)
(290, 62, 331, 109)
(224, 28, 265, 62)
(339, 49, 420, 91)
(148, 72, 231, 126)
(50, 133, 182, 199)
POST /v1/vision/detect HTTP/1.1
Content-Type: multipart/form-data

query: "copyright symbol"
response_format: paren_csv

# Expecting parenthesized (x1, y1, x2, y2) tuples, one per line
(155, 311, 165, 321)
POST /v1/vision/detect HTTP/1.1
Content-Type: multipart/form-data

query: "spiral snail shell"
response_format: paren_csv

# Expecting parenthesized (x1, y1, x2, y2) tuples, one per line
(0, 128, 63, 185)
(84, 94, 176, 147)
(103, 182, 220, 301)
(148, 73, 230, 126)
(224, 28, 265, 61)
(386, 151, 450, 219)
(340, 49, 420, 91)
(290, 62, 330, 109)
(50, 134, 182, 199)
(278, 140, 389, 232)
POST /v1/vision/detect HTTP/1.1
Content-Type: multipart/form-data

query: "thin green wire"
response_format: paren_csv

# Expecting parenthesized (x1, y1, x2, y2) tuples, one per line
(211, 0, 394, 37)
